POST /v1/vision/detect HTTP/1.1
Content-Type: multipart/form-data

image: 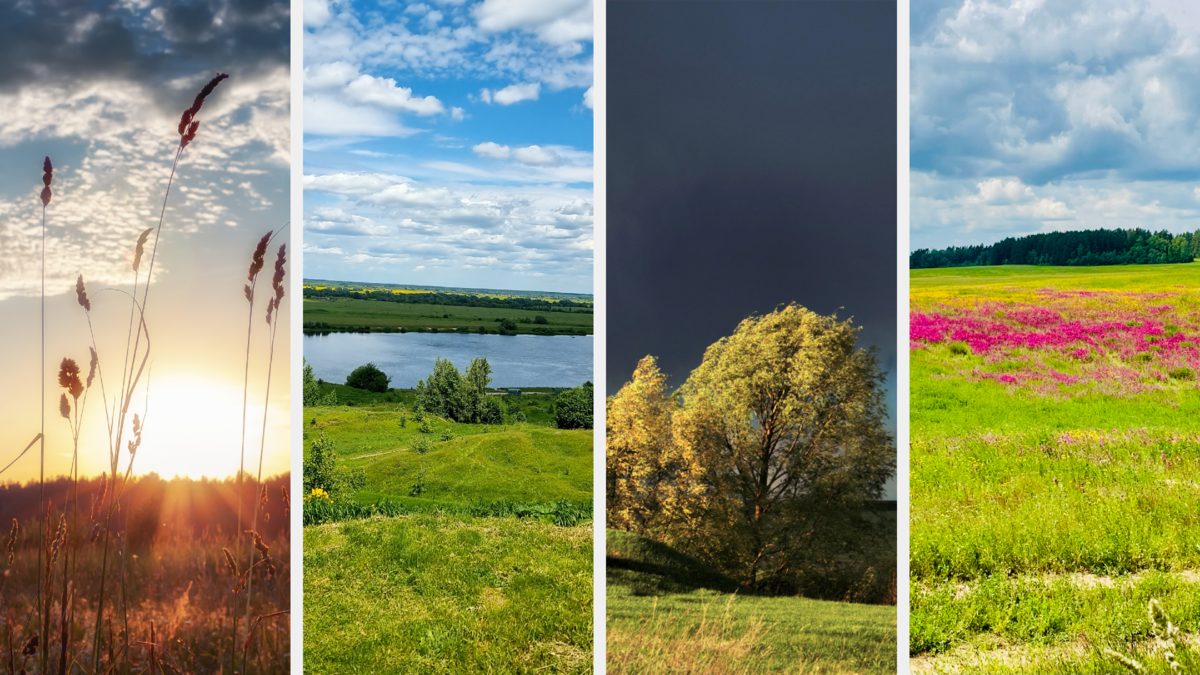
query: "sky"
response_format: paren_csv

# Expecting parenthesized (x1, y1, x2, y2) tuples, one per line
(0, 0, 291, 482)
(302, 0, 594, 293)
(912, 0, 1200, 250)
(607, 1, 897, 498)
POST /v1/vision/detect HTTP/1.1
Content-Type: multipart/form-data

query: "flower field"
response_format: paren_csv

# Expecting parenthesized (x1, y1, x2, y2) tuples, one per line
(909, 264, 1200, 674)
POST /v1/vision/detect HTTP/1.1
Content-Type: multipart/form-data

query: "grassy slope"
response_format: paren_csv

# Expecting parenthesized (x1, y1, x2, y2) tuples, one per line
(304, 297, 594, 334)
(910, 265, 1200, 673)
(606, 529, 896, 675)
(305, 515, 592, 675)
(303, 401, 594, 674)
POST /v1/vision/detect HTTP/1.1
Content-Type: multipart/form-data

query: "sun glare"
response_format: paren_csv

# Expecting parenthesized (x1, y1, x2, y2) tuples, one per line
(84, 375, 288, 481)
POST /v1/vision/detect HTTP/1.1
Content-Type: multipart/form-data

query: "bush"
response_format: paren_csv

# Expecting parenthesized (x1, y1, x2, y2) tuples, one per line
(419, 419, 433, 434)
(554, 382, 594, 429)
(411, 436, 432, 454)
(534, 315, 548, 324)
(303, 432, 365, 502)
(511, 410, 527, 424)
(302, 357, 321, 406)
(346, 362, 391, 392)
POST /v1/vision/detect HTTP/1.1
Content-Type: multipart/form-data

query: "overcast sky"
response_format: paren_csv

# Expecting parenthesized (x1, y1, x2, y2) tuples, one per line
(302, 0, 593, 293)
(608, 1, 897, 496)
(0, 0, 290, 482)
(912, 0, 1200, 250)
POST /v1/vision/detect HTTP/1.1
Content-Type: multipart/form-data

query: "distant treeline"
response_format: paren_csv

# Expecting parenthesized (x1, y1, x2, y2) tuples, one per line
(910, 228, 1200, 269)
(303, 285, 593, 312)
(0, 472, 290, 546)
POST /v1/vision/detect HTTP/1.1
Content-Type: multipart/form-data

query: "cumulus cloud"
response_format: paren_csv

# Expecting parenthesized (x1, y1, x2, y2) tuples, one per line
(911, 0, 1200, 250)
(474, 0, 593, 47)
(300, 173, 593, 282)
(344, 75, 445, 115)
(491, 82, 541, 105)
(583, 85, 594, 109)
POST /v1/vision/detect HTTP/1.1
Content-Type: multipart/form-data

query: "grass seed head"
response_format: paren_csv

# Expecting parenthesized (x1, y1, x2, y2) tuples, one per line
(41, 156, 52, 206)
(75, 274, 91, 312)
(6, 518, 16, 565)
(178, 72, 228, 147)
(281, 486, 290, 518)
(248, 230, 272, 285)
(133, 227, 153, 272)
(222, 548, 238, 577)
(58, 358, 83, 399)
(21, 634, 37, 657)
(87, 347, 98, 389)
(59, 393, 70, 420)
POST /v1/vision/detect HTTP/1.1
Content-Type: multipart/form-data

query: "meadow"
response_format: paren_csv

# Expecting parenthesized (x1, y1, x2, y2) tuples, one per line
(606, 530, 897, 675)
(303, 297, 593, 335)
(302, 396, 593, 673)
(910, 264, 1200, 674)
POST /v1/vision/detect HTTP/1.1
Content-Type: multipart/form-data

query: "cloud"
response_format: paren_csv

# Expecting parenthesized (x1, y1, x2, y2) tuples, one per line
(582, 85, 594, 109)
(512, 145, 561, 166)
(473, 141, 512, 159)
(450, 106, 465, 121)
(303, 95, 419, 137)
(912, 0, 1200, 250)
(474, 0, 593, 47)
(304, 0, 333, 27)
(344, 74, 445, 115)
(492, 82, 541, 105)
(299, 174, 594, 283)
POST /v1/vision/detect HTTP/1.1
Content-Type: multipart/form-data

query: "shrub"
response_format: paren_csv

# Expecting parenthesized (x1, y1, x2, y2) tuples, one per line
(438, 429, 454, 442)
(419, 419, 433, 434)
(346, 362, 390, 392)
(1169, 367, 1194, 380)
(411, 436, 432, 454)
(554, 382, 594, 429)
(303, 432, 365, 502)
(534, 315, 548, 324)
(511, 410, 527, 424)
(302, 357, 321, 406)
(948, 342, 970, 356)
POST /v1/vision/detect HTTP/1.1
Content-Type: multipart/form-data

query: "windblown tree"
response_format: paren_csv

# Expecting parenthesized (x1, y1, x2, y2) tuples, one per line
(606, 358, 700, 535)
(609, 304, 895, 591)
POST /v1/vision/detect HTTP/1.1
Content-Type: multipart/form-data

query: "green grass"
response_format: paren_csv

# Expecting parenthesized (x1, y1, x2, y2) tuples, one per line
(910, 264, 1200, 674)
(302, 392, 594, 674)
(606, 529, 896, 674)
(304, 514, 592, 674)
(304, 297, 593, 334)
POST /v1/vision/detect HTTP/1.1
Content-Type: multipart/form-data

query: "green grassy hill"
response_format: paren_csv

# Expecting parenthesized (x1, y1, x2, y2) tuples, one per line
(358, 427, 592, 504)
(302, 395, 595, 674)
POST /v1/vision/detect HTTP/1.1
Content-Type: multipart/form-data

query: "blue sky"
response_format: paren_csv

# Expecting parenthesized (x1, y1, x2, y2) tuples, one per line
(911, 0, 1200, 250)
(303, 0, 593, 293)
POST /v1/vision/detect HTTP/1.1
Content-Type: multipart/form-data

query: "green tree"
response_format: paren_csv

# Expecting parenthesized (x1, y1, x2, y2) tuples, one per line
(346, 362, 390, 392)
(534, 315, 548, 324)
(303, 433, 365, 501)
(553, 381, 594, 430)
(672, 304, 895, 589)
(302, 357, 321, 406)
(500, 318, 517, 332)
(461, 357, 493, 422)
(417, 357, 463, 419)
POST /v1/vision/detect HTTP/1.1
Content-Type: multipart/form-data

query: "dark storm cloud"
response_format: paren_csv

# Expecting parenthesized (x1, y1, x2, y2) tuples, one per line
(0, 0, 288, 95)
(608, 1, 897, 397)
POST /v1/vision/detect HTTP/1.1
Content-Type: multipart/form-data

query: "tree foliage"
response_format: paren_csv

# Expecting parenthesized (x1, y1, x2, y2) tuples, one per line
(416, 357, 503, 424)
(303, 432, 365, 502)
(607, 304, 895, 591)
(302, 357, 321, 406)
(345, 362, 391, 392)
(911, 228, 1196, 269)
(553, 382, 594, 430)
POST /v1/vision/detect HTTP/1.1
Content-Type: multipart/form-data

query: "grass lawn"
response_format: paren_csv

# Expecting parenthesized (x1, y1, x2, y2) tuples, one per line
(606, 530, 896, 675)
(302, 392, 594, 673)
(304, 514, 592, 674)
(910, 264, 1200, 674)
(304, 297, 593, 334)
